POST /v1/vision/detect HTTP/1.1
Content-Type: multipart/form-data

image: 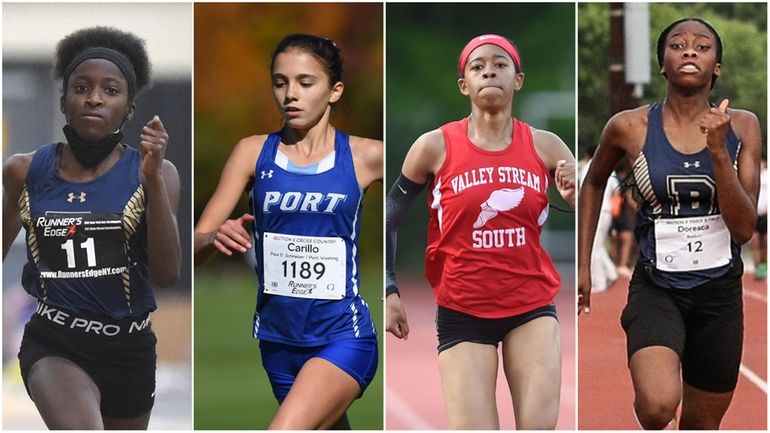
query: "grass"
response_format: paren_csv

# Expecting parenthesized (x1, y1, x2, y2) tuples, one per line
(194, 265, 383, 429)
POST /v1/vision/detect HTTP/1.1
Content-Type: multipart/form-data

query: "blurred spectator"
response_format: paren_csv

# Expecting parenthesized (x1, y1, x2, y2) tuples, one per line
(610, 160, 637, 278)
(579, 144, 619, 292)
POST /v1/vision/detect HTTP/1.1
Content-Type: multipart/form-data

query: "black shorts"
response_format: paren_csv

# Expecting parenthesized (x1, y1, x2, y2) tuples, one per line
(757, 214, 767, 235)
(436, 304, 558, 353)
(18, 303, 157, 418)
(621, 263, 743, 393)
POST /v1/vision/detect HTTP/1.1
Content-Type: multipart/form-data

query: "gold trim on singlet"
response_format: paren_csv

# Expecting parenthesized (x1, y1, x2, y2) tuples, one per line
(20, 185, 47, 297)
(19, 185, 31, 227)
(121, 185, 146, 313)
(632, 153, 662, 215)
(123, 186, 146, 237)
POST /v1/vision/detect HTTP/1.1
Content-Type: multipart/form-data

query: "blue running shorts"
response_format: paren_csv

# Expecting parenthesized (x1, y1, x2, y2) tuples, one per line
(259, 336, 378, 401)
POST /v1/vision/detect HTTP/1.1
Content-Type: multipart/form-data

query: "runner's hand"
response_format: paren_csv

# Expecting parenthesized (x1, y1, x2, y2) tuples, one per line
(555, 159, 576, 207)
(386, 292, 410, 339)
(212, 213, 255, 256)
(700, 99, 731, 151)
(578, 269, 591, 315)
(140, 115, 168, 180)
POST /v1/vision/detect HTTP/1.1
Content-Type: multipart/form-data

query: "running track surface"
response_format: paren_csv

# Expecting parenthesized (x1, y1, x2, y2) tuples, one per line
(578, 272, 767, 429)
(386, 263, 576, 429)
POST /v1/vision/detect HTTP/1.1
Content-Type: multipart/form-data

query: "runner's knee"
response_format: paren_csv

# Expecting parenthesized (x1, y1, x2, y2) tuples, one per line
(634, 393, 678, 430)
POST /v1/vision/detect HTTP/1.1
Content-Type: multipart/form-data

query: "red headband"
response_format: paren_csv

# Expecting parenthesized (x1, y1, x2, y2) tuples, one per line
(458, 34, 521, 76)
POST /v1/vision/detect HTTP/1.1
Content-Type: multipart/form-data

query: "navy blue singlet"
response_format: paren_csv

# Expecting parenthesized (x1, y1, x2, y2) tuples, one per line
(21, 143, 155, 318)
(632, 103, 742, 289)
(249, 130, 376, 346)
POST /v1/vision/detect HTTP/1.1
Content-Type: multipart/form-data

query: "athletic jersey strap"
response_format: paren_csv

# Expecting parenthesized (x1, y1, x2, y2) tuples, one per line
(21, 143, 155, 318)
(632, 103, 742, 289)
(249, 129, 376, 345)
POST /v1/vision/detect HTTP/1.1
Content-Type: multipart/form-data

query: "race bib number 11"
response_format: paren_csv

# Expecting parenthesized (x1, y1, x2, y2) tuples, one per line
(263, 232, 346, 300)
(34, 212, 128, 279)
(654, 214, 731, 272)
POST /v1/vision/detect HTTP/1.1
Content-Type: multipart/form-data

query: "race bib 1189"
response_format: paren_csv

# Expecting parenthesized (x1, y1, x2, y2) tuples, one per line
(263, 232, 346, 300)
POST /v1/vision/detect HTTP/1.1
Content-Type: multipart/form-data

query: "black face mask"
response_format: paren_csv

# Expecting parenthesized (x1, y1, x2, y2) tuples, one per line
(62, 125, 123, 168)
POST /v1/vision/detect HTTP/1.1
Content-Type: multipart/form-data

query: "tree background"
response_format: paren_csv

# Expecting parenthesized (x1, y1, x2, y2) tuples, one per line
(578, 3, 767, 158)
(385, 5, 577, 429)
(577, 5, 767, 430)
(193, 3, 383, 429)
(387, 3, 576, 271)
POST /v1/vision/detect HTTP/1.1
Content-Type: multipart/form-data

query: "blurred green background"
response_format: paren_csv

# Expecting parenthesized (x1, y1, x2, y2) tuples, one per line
(578, 3, 767, 158)
(387, 3, 576, 271)
(193, 3, 383, 429)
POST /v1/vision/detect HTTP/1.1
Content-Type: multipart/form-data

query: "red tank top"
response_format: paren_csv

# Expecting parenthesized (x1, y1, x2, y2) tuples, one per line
(425, 117, 561, 318)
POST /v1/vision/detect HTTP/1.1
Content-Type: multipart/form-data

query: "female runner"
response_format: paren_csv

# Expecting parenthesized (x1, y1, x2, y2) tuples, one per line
(386, 34, 575, 429)
(578, 18, 760, 429)
(194, 34, 381, 429)
(2, 27, 180, 429)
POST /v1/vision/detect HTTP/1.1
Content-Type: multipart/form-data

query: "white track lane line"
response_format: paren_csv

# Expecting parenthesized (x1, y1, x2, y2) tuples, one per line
(741, 287, 767, 394)
(743, 288, 767, 303)
(739, 363, 768, 394)
(386, 387, 436, 430)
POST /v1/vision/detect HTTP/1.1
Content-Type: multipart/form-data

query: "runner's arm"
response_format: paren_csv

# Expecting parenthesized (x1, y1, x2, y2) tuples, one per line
(3, 154, 32, 261)
(386, 131, 444, 339)
(194, 136, 263, 265)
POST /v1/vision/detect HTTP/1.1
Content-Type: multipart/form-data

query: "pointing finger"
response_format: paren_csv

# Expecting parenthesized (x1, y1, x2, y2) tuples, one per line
(237, 213, 256, 225)
(718, 99, 729, 114)
(146, 115, 165, 132)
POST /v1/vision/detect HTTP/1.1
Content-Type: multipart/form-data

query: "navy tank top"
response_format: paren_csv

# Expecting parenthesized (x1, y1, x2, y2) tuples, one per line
(631, 103, 741, 289)
(249, 130, 376, 346)
(21, 143, 155, 318)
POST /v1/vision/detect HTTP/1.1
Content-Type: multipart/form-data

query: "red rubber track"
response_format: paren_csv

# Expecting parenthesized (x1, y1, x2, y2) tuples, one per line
(578, 273, 766, 430)
(386, 266, 576, 429)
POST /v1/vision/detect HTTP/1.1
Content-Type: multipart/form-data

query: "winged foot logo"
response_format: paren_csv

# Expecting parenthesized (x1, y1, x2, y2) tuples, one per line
(473, 187, 525, 228)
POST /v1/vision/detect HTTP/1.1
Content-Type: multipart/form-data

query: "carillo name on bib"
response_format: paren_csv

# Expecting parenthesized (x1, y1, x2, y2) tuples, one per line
(263, 232, 347, 300)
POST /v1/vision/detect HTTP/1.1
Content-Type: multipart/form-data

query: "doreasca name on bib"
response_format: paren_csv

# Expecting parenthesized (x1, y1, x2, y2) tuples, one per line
(677, 222, 710, 233)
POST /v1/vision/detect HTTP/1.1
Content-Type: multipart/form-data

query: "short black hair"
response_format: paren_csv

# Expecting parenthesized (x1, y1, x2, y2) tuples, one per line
(270, 34, 343, 86)
(54, 27, 151, 97)
(656, 18, 722, 89)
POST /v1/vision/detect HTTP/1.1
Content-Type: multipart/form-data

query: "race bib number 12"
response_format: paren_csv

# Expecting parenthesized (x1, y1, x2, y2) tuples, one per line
(263, 232, 346, 300)
(654, 214, 732, 272)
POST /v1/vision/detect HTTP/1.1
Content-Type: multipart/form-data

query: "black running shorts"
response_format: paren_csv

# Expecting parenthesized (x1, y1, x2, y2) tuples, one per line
(436, 303, 558, 353)
(621, 263, 743, 393)
(18, 304, 157, 418)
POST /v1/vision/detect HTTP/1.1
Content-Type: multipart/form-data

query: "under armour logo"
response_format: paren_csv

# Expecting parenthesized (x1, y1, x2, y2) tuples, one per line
(261, 170, 274, 179)
(67, 192, 87, 203)
(683, 161, 701, 168)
